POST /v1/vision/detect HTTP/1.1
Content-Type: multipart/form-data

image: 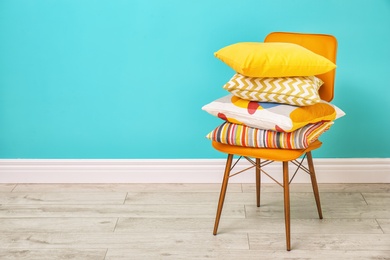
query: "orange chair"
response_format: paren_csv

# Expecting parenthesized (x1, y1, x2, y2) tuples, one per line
(212, 32, 337, 251)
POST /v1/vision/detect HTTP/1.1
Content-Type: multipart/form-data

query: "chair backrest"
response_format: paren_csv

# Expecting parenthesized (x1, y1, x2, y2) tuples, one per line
(264, 32, 337, 102)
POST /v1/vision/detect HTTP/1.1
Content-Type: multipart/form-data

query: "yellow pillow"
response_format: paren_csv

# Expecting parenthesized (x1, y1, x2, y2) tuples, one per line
(214, 42, 336, 77)
(223, 73, 323, 106)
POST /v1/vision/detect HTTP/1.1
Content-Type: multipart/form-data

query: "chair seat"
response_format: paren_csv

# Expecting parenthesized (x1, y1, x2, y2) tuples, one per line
(212, 140, 322, 161)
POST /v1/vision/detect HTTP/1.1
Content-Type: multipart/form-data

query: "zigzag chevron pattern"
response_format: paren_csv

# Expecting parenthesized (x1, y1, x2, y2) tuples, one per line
(223, 74, 324, 106)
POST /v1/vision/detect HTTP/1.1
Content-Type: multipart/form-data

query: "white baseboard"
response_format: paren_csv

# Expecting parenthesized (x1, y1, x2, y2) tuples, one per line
(0, 158, 389, 183)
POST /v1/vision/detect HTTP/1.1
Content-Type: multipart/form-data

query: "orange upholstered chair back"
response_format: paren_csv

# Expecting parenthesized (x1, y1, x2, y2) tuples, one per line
(264, 32, 337, 102)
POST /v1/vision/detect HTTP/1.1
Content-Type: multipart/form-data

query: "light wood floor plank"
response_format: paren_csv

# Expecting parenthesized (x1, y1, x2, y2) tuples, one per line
(254, 192, 366, 207)
(378, 219, 390, 234)
(249, 233, 390, 251)
(223, 218, 383, 234)
(115, 217, 382, 234)
(245, 204, 320, 219)
(362, 192, 390, 205)
(0, 249, 106, 260)
(0, 184, 16, 192)
(245, 204, 390, 219)
(0, 192, 127, 205)
(0, 218, 117, 232)
(12, 183, 242, 193)
(124, 192, 366, 207)
(243, 183, 390, 193)
(322, 206, 390, 219)
(322, 183, 390, 193)
(105, 248, 390, 260)
(0, 204, 245, 218)
(243, 183, 317, 193)
(0, 232, 249, 250)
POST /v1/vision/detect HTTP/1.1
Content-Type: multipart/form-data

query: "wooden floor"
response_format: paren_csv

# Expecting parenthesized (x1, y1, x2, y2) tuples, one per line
(0, 183, 389, 259)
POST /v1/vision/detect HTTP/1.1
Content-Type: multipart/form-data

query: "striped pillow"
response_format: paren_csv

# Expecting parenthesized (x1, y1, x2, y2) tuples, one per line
(206, 121, 333, 149)
(223, 74, 323, 106)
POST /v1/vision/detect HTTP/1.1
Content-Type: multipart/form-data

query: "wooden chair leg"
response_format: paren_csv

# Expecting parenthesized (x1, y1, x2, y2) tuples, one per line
(306, 152, 323, 219)
(256, 158, 261, 207)
(283, 161, 291, 251)
(213, 154, 233, 235)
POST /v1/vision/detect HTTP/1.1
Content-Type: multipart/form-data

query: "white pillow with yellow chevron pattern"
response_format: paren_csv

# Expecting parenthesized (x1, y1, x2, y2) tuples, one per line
(223, 74, 324, 106)
(206, 121, 333, 149)
(202, 94, 345, 132)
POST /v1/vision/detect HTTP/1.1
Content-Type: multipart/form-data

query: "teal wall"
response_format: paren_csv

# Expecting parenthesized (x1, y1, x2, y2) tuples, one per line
(0, 0, 389, 159)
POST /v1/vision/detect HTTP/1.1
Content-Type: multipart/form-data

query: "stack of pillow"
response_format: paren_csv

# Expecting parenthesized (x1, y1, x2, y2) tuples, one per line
(202, 42, 345, 149)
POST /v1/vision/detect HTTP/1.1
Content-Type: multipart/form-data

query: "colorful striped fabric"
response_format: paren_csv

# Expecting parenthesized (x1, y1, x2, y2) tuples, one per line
(207, 121, 333, 149)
